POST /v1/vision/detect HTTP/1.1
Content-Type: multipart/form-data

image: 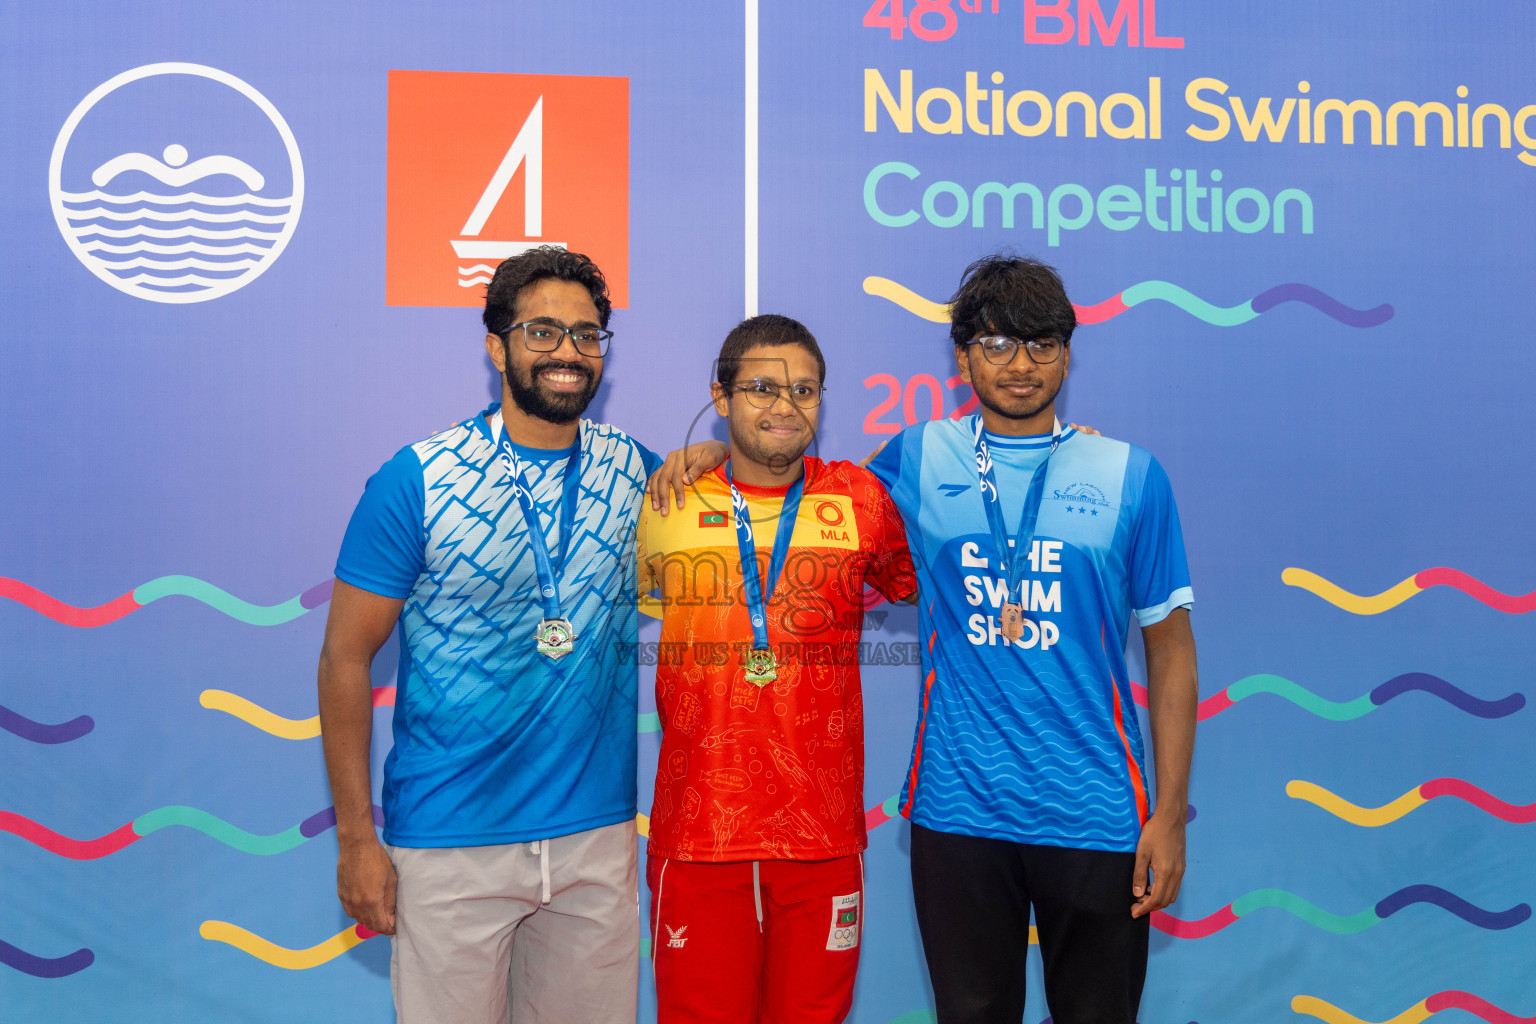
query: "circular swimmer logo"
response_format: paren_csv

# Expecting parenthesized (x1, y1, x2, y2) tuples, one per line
(49, 63, 303, 304)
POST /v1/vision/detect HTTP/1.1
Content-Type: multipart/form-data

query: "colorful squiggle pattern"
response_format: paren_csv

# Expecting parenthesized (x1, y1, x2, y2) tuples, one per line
(0, 937, 94, 978)
(0, 704, 95, 744)
(1294, 991, 1536, 1024)
(0, 803, 382, 859)
(1129, 674, 1523, 722)
(866, 794, 901, 831)
(0, 575, 334, 627)
(200, 920, 379, 969)
(1288, 779, 1536, 826)
(200, 687, 397, 739)
(1153, 885, 1528, 938)
(1283, 567, 1536, 615)
(863, 276, 1393, 328)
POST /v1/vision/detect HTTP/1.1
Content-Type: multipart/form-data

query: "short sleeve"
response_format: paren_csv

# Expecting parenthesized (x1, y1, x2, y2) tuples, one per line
(861, 475, 918, 603)
(1130, 455, 1193, 627)
(634, 440, 664, 478)
(335, 446, 427, 600)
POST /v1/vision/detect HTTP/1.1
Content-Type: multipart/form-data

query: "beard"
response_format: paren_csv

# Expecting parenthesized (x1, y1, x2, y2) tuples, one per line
(504, 349, 600, 424)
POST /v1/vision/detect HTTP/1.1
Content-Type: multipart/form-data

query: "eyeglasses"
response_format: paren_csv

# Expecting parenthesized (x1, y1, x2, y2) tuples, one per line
(501, 320, 613, 358)
(969, 335, 1066, 365)
(728, 379, 826, 409)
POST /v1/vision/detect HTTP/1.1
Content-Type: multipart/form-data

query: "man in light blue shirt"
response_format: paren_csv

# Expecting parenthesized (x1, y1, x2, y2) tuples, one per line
(318, 247, 705, 1024)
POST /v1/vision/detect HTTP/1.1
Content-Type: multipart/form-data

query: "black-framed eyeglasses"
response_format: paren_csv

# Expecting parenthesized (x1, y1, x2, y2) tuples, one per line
(501, 319, 613, 358)
(969, 334, 1066, 365)
(728, 379, 826, 409)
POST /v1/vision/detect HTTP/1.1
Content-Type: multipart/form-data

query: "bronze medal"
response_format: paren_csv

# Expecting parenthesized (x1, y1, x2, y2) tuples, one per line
(1000, 602, 1025, 644)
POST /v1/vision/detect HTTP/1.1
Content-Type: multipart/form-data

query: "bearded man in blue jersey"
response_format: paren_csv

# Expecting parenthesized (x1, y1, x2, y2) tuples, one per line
(865, 255, 1199, 1024)
(317, 247, 716, 1024)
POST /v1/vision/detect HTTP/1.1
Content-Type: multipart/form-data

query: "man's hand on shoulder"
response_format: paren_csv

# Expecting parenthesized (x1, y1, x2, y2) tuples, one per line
(1068, 422, 1100, 435)
(648, 441, 729, 516)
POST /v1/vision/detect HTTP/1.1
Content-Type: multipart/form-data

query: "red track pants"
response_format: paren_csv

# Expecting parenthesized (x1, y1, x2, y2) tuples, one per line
(648, 853, 864, 1024)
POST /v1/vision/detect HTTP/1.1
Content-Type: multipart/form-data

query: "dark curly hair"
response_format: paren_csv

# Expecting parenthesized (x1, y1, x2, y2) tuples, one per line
(482, 246, 612, 335)
(715, 314, 826, 387)
(948, 254, 1076, 349)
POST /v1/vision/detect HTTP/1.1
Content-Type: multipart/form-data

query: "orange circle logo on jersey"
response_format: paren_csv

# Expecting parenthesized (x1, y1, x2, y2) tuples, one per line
(814, 501, 845, 527)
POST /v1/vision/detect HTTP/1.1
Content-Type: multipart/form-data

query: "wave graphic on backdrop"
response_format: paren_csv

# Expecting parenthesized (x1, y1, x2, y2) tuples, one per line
(0, 703, 95, 744)
(1153, 885, 1529, 938)
(0, 937, 94, 978)
(1288, 779, 1536, 826)
(200, 920, 378, 969)
(863, 277, 1393, 328)
(200, 686, 396, 739)
(1283, 567, 1536, 615)
(59, 141, 294, 300)
(0, 575, 333, 627)
(1293, 991, 1536, 1024)
(1129, 674, 1524, 722)
(866, 794, 902, 831)
(204, 689, 665, 739)
(457, 263, 497, 288)
(0, 803, 382, 859)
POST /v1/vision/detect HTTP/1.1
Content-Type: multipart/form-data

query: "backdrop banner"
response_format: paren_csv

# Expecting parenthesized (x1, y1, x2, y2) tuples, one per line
(3, 3, 1533, 1023)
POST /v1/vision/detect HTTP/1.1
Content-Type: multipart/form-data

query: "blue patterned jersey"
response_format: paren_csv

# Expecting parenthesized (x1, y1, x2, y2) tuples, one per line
(335, 403, 661, 848)
(868, 418, 1192, 852)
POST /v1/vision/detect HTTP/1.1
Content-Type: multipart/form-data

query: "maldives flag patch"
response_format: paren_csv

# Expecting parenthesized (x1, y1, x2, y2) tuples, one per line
(699, 511, 729, 527)
(826, 892, 860, 951)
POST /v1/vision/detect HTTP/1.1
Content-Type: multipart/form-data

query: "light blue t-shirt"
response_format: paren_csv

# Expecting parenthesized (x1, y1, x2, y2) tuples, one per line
(336, 403, 661, 848)
(868, 418, 1193, 853)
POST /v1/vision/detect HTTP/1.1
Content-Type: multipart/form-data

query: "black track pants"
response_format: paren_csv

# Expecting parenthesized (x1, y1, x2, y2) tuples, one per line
(910, 823, 1149, 1024)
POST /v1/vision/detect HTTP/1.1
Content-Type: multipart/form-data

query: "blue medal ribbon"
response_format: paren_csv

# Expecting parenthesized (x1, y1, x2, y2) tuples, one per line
(493, 414, 583, 622)
(972, 415, 1062, 608)
(727, 462, 806, 653)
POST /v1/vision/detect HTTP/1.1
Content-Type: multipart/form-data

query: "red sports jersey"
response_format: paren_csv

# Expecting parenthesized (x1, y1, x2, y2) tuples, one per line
(638, 459, 916, 862)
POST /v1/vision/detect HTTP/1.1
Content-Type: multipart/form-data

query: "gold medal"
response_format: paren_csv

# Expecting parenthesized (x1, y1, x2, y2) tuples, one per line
(1000, 602, 1025, 644)
(744, 647, 778, 687)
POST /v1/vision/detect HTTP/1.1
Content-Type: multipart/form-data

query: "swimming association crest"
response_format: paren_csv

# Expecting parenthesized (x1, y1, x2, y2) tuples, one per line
(48, 63, 304, 304)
